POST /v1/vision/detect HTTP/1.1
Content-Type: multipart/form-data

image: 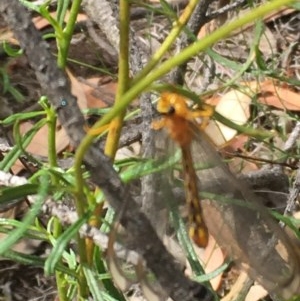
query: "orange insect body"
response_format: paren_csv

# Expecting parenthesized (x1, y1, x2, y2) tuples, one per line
(152, 94, 300, 299)
(153, 92, 210, 248)
(157, 113, 193, 147)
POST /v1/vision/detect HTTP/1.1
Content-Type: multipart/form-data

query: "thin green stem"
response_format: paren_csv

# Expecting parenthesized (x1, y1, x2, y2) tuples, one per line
(45, 104, 69, 300)
(53, 221, 68, 301)
(104, 0, 130, 158)
(131, 0, 199, 86)
(72, 192, 89, 299)
(47, 109, 58, 168)
(82, 0, 295, 132)
(74, 0, 294, 180)
(57, 0, 82, 68)
(57, 0, 71, 27)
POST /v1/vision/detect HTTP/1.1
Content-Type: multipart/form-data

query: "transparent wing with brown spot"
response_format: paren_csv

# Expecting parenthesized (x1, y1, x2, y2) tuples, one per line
(189, 125, 300, 299)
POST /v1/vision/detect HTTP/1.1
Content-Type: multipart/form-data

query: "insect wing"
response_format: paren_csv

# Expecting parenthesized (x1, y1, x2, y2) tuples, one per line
(190, 126, 300, 299)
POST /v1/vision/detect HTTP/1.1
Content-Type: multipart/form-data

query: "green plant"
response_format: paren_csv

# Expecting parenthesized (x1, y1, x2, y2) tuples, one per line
(0, 0, 298, 300)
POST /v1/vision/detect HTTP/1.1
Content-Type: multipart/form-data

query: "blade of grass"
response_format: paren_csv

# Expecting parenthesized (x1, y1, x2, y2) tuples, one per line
(0, 173, 49, 254)
(44, 213, 89, 274)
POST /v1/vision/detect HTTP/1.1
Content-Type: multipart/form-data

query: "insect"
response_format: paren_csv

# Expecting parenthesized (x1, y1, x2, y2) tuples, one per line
(153, 92, 300, 299)
(152, 92, 213, 248)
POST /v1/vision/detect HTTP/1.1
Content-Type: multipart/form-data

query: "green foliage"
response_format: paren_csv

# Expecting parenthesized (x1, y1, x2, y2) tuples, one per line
(0, 0, 299, 300)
